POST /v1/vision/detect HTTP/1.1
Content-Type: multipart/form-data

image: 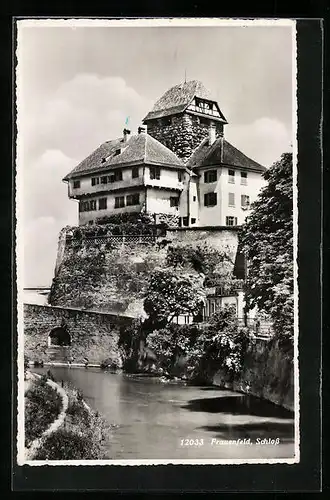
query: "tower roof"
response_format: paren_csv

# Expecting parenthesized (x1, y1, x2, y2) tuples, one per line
(63, 132, 185, 180)
(186, 137, 266, 173)
(143, 80, 220, 121)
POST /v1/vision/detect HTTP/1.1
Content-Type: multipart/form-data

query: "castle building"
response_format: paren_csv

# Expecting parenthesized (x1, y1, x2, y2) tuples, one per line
(63, 80, 266, 227)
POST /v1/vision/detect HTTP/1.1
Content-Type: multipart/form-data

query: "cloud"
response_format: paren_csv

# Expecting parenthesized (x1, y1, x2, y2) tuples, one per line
(23, 74, 153, 161)
(23, 149, 78, 223)
(23, 216, 70, 287)
(226, 117, 292, 168)
(20, 75, 153, 286)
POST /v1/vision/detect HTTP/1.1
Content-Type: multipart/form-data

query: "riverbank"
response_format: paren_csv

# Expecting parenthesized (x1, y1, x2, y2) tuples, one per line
(25, 370, 114, 460)
(30, 366, 295, 460)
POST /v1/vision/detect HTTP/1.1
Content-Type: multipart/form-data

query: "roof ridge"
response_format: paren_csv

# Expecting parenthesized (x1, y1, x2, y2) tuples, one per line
(223, 138, 263, 168)
(143, 132, 147, 162)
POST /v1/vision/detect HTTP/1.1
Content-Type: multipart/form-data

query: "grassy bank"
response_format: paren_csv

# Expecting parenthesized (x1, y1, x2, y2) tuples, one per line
(32, 377, 113, 460)
(25, 375, 62, 447)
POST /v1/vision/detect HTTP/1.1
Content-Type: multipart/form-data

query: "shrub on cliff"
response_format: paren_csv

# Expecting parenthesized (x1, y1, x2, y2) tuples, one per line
(240, 152, 293, 338)
(166, 243, 233, 275)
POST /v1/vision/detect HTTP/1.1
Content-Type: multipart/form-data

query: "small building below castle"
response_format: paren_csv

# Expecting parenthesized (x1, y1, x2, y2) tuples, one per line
(63, 80, 266, 227)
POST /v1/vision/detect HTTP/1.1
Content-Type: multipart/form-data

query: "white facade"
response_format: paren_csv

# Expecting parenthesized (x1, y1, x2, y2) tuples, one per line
(66, 142, 265, 227)
(196, 165, 265, 227)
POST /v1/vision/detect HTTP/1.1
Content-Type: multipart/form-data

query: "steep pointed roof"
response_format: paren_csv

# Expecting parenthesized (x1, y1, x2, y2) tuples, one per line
(63, 133, 185, 180)
(186, 137, 266, 173)
(143, 80, 218, 121)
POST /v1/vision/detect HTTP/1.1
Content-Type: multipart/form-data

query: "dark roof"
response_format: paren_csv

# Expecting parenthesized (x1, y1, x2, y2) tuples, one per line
(186, 137, 266, 173)
(63, 133, 185, 180)
(143, 80, 218, 121)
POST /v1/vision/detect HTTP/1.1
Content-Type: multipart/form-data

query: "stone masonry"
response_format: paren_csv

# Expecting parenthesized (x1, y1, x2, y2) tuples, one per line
(24, 304, 133, 365)
(146, 114, 223, 161)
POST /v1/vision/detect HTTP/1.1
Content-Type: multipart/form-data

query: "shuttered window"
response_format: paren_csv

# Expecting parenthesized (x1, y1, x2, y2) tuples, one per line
(204, 192, 217, 207)
(228, 192, 235, 206)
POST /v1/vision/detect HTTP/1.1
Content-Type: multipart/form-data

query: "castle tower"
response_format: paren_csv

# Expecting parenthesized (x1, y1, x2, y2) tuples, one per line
(143, 80, 228, 162)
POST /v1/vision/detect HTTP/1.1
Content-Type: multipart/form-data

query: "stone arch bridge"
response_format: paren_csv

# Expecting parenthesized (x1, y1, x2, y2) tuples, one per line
(23, 304, 134, 366)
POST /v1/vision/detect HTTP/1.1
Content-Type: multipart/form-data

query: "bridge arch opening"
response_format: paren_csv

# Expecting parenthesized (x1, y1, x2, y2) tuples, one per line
(48, 326, 71, 347)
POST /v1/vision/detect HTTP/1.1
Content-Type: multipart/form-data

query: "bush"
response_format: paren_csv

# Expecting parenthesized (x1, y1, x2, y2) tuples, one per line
(25, 380, 62, 446)
(144, 306, 255, 381)
(66, 399, 91, 426)
(34, 428, 99, 460)
(100, 358, 120, 371)
(33, 361, 44, 367)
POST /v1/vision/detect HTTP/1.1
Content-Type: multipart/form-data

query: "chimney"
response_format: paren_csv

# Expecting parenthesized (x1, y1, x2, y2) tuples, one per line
(138, 126, 146, 134)
(209, 123, 216, 146)
(123, 128, 131, 142)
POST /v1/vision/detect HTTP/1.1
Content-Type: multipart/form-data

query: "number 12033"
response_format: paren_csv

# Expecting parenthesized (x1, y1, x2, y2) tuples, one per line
(180, 438, 204, 446)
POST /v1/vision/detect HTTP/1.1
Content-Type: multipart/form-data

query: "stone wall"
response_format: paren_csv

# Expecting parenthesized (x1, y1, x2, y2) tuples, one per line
(166, 226, 239, 265)
(54, 228, 67, 276)
(212, 339, 294, 411)
(146, 113, 222, 161)
(49, 238, 169, 313)
(49, 226, 239, 318)
(24, 304, 133, 365)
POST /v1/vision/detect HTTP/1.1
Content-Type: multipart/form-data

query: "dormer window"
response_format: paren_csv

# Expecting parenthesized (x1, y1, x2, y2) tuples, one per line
(73, 180, 80, 189)
(114, 149, 121, 156)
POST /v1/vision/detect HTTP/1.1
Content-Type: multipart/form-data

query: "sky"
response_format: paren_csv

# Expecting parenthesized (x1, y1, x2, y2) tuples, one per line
(17, 20, 294, 287)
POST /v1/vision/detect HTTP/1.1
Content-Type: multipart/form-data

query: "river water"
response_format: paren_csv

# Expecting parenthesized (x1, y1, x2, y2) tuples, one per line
(34, 366, 295, 461)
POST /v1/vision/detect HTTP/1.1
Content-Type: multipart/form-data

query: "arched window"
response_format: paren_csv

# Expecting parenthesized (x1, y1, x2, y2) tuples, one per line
(48, 327, 71, 347)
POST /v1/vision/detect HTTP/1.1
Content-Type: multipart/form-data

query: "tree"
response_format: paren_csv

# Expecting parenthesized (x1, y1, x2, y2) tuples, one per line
(240, 152, 293, 337)
(143, 268, 205, 327)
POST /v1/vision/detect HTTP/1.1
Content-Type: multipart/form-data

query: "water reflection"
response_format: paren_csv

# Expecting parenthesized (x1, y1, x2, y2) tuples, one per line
(32, 367, 295, 460)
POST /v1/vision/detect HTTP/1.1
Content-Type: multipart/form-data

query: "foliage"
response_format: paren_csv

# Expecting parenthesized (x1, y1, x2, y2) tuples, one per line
(95, 211, 155, 226)
(25, 380, 62, 446)
(201, 306, 253, 375)
(240, 152, 294, 338)
(146, 324, 200, 370)
(33, 382, 112, 460)
(118, 319, 145, 366)
(166, 243, 233, 275)
(143, 269, 205, 326)
(66, 399, 91, 427)
(100, 357, 122, 371)
(145, 306, 253, 378)
(33, 428, 99, 460)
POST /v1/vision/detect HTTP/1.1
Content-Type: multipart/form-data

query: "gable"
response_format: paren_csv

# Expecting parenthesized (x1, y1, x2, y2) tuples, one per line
(187, 137, 266, 173)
